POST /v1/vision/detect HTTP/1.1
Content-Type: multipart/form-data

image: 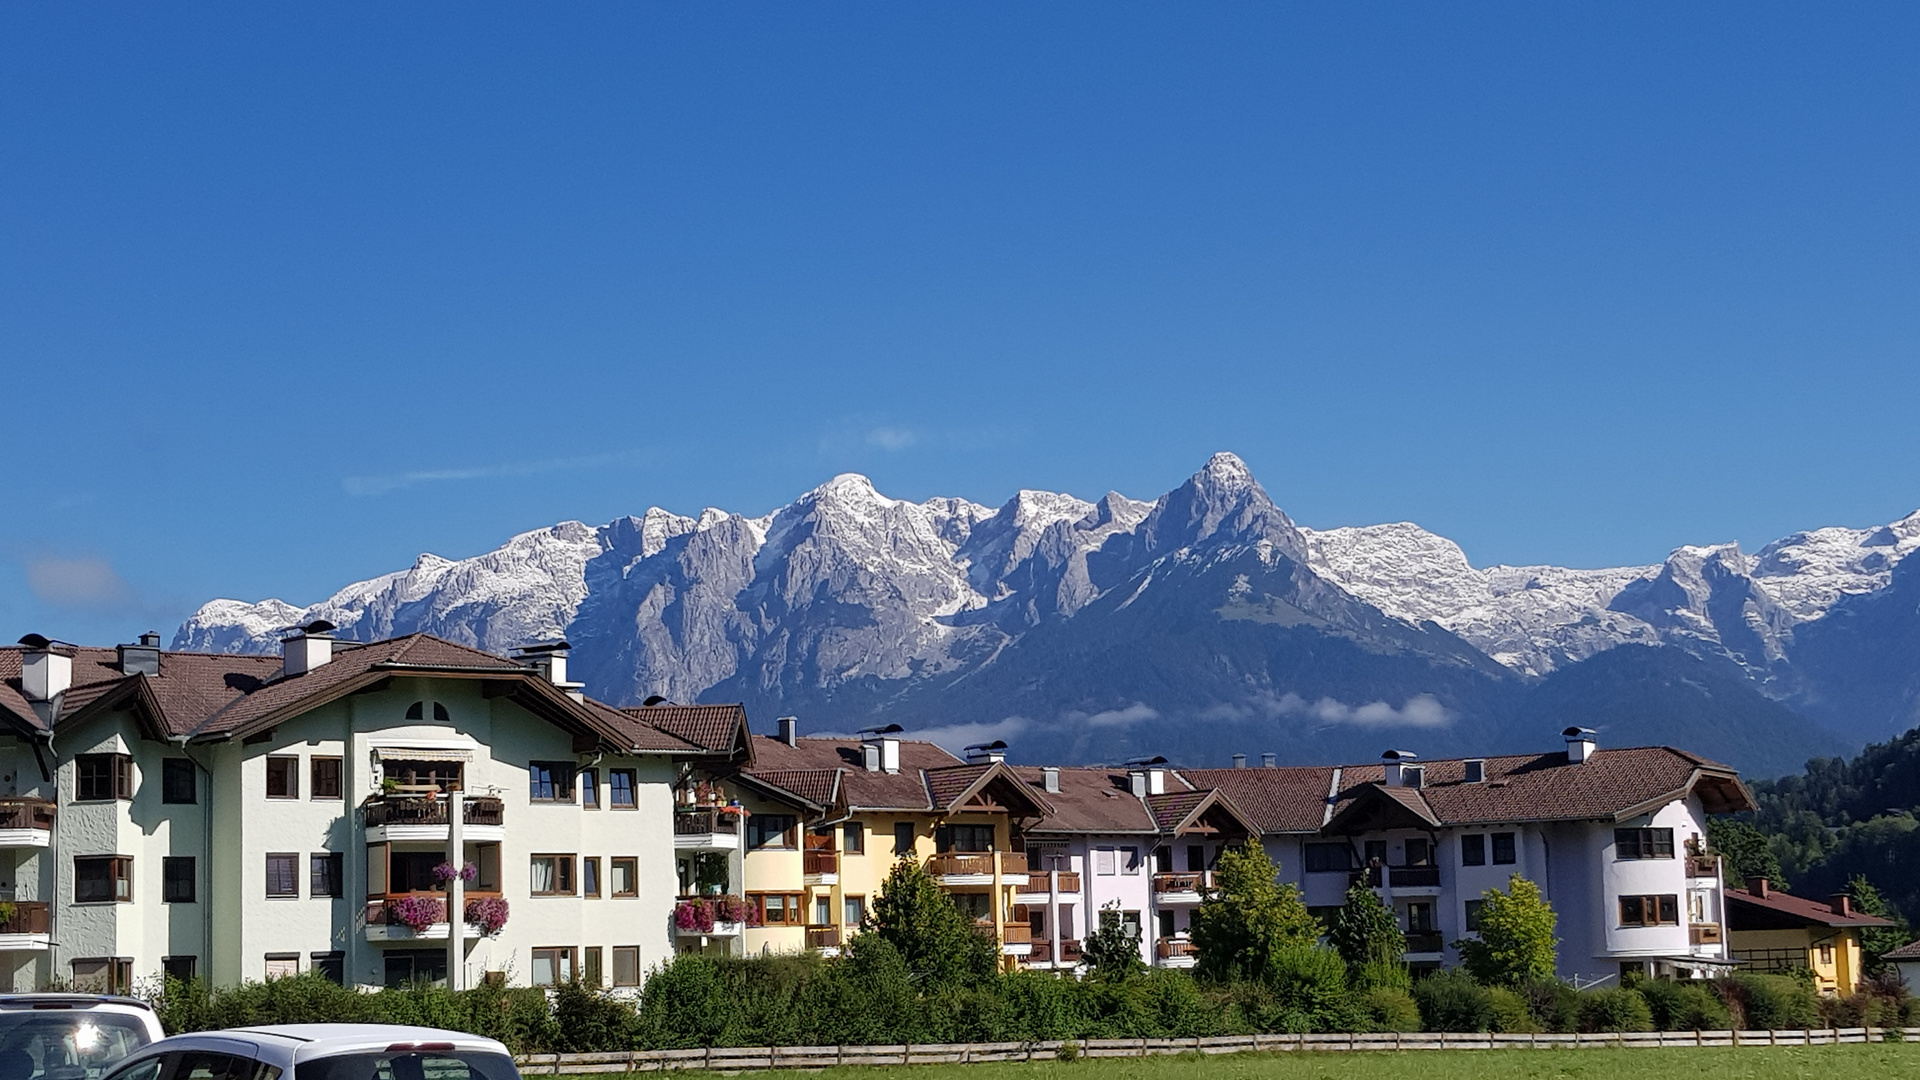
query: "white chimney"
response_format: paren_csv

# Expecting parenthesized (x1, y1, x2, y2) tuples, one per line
(777, 716, 799, 747)
(1261, 752, 1276, 768)
(1563, 727, 1597, 764)
(282, 620, 336, 677)
(862, 742, 882, 772)
(881, 737, 900, 774)
(1232, 753, 1247, 769)
(18, 636, 74, 701)
(512, 640, 585, 701)
(1042, 767, 1060, 793)
(1382, 749, 1419, 787)
(858, 725, 903, 774)
(1130, 770, 1149, 798)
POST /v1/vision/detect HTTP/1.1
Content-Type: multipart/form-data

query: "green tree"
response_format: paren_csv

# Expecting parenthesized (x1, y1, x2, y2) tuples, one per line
(866, 857, 1000, 992)
(1848, 874, 1913, 976)
(1329, 881, 1404, 967)
(1708, 817, 1788, 889)
(1081, 901, 1148, 981)
(1455, 874, 1558, 986)
(1191, 839, 1321, 984)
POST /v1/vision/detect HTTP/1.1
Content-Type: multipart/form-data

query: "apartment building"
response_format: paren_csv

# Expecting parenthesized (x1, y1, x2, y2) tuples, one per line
(1181, 727, 1753, 985)
(0, 627, 746, 992)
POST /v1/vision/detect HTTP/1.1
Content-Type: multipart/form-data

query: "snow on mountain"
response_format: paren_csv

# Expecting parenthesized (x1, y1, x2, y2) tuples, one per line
(1750, 511, 1920, 620)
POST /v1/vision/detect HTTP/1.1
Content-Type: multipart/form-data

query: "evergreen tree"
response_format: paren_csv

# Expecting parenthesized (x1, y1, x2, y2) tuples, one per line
(1847, 874, 1914, 976)
(1456, 875, 1558, 986)
(1081, 901, 1147, 981)
(1328, 880, 1409, 990)
(866, 857, 1000, 992)
(1707, 818, 1788, 889)
(1191, 839, 1321, 984)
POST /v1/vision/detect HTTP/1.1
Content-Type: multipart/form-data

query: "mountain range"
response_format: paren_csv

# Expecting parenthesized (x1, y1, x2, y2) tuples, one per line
(175, 454, 1920, 778)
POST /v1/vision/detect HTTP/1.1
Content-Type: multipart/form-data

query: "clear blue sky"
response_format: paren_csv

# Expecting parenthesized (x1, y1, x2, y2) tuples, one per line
(4, 4, 1918, 646)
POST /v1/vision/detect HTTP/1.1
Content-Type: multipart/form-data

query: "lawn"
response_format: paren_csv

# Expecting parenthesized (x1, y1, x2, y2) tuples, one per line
(767, 1044, 1920, 1080)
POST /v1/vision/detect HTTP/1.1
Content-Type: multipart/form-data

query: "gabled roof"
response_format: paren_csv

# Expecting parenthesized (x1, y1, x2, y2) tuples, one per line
(1725, 886, 1897, 931)
(620, 704, 754, 762)
(1325, 783, 1443, 833)
(1174, 766, 1340, 833)
(924, 760, 1054, 819)
(736, 769, 843, 814)
(1013, 767, 1160, 834)
(1884, 940, 1920, 961)
(1144, 788, 1258, 837)
(744, 735, 965, 811)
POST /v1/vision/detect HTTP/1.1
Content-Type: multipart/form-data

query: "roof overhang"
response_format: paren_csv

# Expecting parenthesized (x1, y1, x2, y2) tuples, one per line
(1324, 783, 1442, 834)
(1615, 767, 1754, 821)
(933, 760, 1055, 820)
(733, 770, 841, 817)
(58, 676, 174, 743)
(1160, 789, 1261, 837)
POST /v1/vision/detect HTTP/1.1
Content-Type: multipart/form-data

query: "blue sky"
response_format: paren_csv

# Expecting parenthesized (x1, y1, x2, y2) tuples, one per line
(3, 4, 1917, 646)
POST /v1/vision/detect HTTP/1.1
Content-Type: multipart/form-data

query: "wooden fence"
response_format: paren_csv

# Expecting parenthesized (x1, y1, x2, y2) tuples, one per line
(515, 1027, 1919, 1073)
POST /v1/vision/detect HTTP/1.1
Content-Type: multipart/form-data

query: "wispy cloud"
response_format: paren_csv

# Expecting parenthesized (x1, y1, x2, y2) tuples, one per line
(1067, 702, 1160, 728)
(864, 427, 918, 451)
(905, 716, 1030, 754)
(1200, 692, 1452, 728)
(25, 556, 137, 609)
(343, 449, 653, 497)
(816, 419, 1018, 460)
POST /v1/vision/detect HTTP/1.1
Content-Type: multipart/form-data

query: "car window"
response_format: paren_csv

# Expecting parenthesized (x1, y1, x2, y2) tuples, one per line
(170, 1053, 278, 1080)
(96, 1059, 162, 1080)
(0, 1013, 153, 1080)
(295, 1052, 517, 1080)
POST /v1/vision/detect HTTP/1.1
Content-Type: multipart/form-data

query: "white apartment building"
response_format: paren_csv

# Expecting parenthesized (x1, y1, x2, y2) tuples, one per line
(0, 626, 747, 992)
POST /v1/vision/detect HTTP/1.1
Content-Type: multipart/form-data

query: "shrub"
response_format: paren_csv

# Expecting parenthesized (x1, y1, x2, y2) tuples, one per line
(1517, 978, 1580, 1032)
(1350, 958, 1412, 992)
(1485, 987, 1539, 1032)
(1725, 973, 1822, 1030)
(1576, 987, 1653, 1032)
(1413, 969, 1491, 1032)
(550, 981, 642, 1052)
(1265, 943, 1359, 1030)
(1361, 987, 1422, 1032)
(1636, 979, 1731, 1031)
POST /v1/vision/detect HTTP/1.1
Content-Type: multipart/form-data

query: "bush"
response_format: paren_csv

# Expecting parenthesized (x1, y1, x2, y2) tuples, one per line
(1576, 987, 1654, 1032)
(1485, 987, 1539, 1032)
(1724, 973, 1822, 1030)
(1413, 969, 1491, 1032)
(1636, 979, 1731, 1031)
(1361, 987, 1422, 1032)
(1517, 978, 1580, 1033)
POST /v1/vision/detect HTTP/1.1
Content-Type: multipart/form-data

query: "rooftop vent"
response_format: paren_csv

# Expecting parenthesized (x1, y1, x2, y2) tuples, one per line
(17, 634, 76, 703)
(117, 632, 162, 677)
(777, 715, 799, 748)
(1261, 752, 1276, 769)
(512, 640, 584, 701)
(1381, 749, 1420, 788)
(964, 740, 1008, 765)
(1563, 726, 1597, 764)
(281, 620, 336, 678)
(1232, 753, 1248, 769)
(858, 724, 903, 774)
(1125, 756, 1168, 797)
(1747, 876, 1770, 899)
(1041, 766, 1060, 794)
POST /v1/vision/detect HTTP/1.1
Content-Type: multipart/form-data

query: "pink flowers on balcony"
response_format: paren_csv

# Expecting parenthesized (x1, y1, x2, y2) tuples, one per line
(388, 895, 447, 933)
(432, 861, 479, 884)
(465, 896, 509, 935)
(674, 895, 759, 931)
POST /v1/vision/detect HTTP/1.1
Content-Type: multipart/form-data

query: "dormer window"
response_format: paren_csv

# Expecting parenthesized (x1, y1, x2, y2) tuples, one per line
(404, 701, 452, 722)
(1402, 765, 1425, 789)
(1463, 760, 1486, 784)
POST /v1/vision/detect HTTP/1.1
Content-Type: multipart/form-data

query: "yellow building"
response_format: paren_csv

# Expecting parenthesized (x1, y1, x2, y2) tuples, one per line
(1725, 878, 1893, 996)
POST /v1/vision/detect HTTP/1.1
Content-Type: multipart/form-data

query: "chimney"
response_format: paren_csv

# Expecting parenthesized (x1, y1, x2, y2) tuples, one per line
(18, 635, 75, 702)
(858, 725, 903, 774)
(512, 640, 585, 701)
(1831, 893, 1853, 917)
(1382, 749, 1419, 787)
(1125, 756, 1167, 797)
(1232, 753, 1247, 769)
(1563, 726, 1597, 764)
(777, 716, 799, 748)
(1041, 767, 1060, 794)
(281, 620, 337, 677)
(1261, 752, 1276, 769)
(118, 632, 162, 677)
(964, 740, 1008, 765)
(1747, 876, 1770, 899)
(862, 742, 882, 772)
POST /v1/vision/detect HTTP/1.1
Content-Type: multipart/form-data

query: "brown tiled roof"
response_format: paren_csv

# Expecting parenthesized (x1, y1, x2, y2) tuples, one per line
(620, 704, 749, 755)
(578, 698, 703, 752)
(745, 769, 842, 809)
(1014, 767, 1159, 834)
(1144, 789, 1210, 832)
(743, 735, 962, 811)
(923, 761, 1053, 817)
(1177, 767, 1340, 833)
(1726, 887, 1896, 930)
(1884, 940, 1920, 961)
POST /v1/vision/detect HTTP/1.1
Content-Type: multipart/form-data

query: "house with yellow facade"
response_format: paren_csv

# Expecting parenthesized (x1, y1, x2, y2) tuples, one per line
(1725, 877, 1894, 996)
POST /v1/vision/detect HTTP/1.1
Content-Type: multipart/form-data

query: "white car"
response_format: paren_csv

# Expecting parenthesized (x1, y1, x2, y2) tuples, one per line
(0, 995, 167, 1080)
(96, 1026, 519, 1080)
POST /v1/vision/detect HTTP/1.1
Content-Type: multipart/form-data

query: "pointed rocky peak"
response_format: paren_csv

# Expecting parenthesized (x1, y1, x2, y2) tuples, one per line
(1087, 491, 1153, 531)
(1139, 452, 1305, 560)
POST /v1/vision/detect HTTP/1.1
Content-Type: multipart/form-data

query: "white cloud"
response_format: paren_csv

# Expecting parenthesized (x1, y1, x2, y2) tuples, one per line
(1068, 702, 1160, 728)
(25, 556, 136, 609)
(907, 716, 1030, 755)
(1275, 691, 1452, 728)
(864, 427, 918, 451)
(342, 449, 652, 496)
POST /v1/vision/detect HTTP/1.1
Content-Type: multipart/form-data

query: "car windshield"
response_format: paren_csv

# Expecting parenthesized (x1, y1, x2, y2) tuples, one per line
(0, 1012, 152, 1080)
(295, 1052, 517, 1080)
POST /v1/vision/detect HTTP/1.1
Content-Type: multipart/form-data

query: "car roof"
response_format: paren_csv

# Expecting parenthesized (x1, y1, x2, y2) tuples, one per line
(217, 1024, 511, 1057)
(0, 995, 155, 1012)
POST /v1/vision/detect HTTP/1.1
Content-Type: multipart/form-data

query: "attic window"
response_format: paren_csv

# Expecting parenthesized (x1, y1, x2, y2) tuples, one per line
(404, 701, 452, 723)
(1402, 765, 1425, 789)
(1463, 760, 1486, 784)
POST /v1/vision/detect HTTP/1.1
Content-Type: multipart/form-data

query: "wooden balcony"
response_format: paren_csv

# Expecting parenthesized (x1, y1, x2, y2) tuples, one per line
(0, 902, 50, 935)
(928, 851, 1028, 885)
(0, 799, 55, 848)
(363, 898, 489, 942)
(1151, 871, 1210, 904)
(1685, 855, 1721, 878)
(1690, 922, 1723, 945)
(673, 808, 743, 850)
(1386, 866, 1440, 889)
(1154, 938, 1197, 967)
(364, 796, 505, 842)
(1027, 937, 1084, 966)
(1404, 930, 1445, 954)
(1014, 869, 1082, 900)
(803, 849, 839, 883)
(806, 925, 841, 951)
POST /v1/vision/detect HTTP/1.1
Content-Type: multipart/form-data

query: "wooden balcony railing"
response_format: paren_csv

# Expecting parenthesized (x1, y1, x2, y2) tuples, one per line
(364, 796, 504, 828)
(1387, 866, 1440, 888)
(1028, 937, 1085, 964)
(1059, 938, 1083, 963)
(1001, 923, 1032, 945)
(806, 925, 841, 949)
(1052, 871, 1080, 893)
(929, 851, 1029, 879)
(1155, 938, 1196, 959)
(804, 850, 839, 876)
(0, 799, 56, 832)
(1001, 852, 1028, 875)
(0, 901, 50, 934)
(674, 809, 741, 837)
(1404, 931, 1445, 954)
(1690, 922, 1723, 945)
(1685, 855, 1721, 878)
(1152, 871, 1209, 894)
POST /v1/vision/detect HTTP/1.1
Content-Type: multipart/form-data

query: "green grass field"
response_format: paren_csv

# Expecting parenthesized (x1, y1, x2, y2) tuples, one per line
(750, 1044, 1920, 1080)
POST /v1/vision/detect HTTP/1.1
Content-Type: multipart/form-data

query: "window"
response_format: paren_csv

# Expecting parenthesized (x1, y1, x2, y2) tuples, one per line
(162, 956, 197, 983)
(311, 853, 343, 898)
(1157, 910, 1176, 939)
(843, 822, 865, 855)
(583, 857, 602, 897)
(1305, 843, 1350, 873)
(1464, 900, 1485, 932)
(942, 824, 995, 853)
(609, 769, 637, 809)
(531, 947, 576, 986)
(1614, 828, 1675, 860)
(1153, 846, 1173, 873)
(163, 856, 196, 903)
(383, 949, 447, 988)
(310, 757, 342, 800)
(844, 895, 865, 927)
(1187, 845, 1207, 872)
(70, 957, 132, 994)
(1095, 847, 1116, 875)
(1405, 839, 1433, 867)
(751, 892, 806, 925)
(1364, 840, 1388, 866)
(893, 822, 915, 856)
(1619, 894, 1680, 926)
(581, 768, 599, 809)
(1492, 832, 1517, 865)
(610, 857, 638, 897)
(749, 814, 797, 850)
(813, 895, 832, 925)
(75, 856, 132, 903)
(1463, 759, 1486, 784)
(531, 854, 576, 895)
(266, 853, 299, 898)
(1407, 902, 1435, 932)
(1461, 834, 1486, 866)
(264, 755, 299, 799)
(404, 700, 452, 723)
(264, 953, 300, 979)
(612, 946, 641, 987)
(529, 761, 575, 802)
(162, 758, 197, 804)
(384, 850, 445, 894)
(76, 753, 134, 801)
(1818, 944, 1834, 966)
(311, 951, 344, 985)
(1402, 765, 1424, 788)
(1120, 846, 1141, 875)
(583, 946, 604, 987)
(1030, 907, 1047, 936)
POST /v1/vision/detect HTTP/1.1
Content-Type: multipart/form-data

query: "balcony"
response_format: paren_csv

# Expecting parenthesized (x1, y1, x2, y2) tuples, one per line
(673, 808, 743, 851)
(1690, 922, 1723, 946)
(1685, 855, 1721, 878)
(363, 796, 505, 843)
(1014, 869, 1082, 903)
(1152, 871, 1211, 906)
(1404, 930, 1445, 956)
(363, 897, 488, 942)
(803, 850, 839, 886)
(673, 896, 749, 939)
(0, 902, 51, 951)
(928, 851, 1028, 887)
(1027, 938, 1083, 967)
(1154, 938, 1197, 969)
(1386, 866, 1441, 894)
(0, 800, 55, 848)
(1000, 922, 1033, 957)
(807, 925, 841, 957)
